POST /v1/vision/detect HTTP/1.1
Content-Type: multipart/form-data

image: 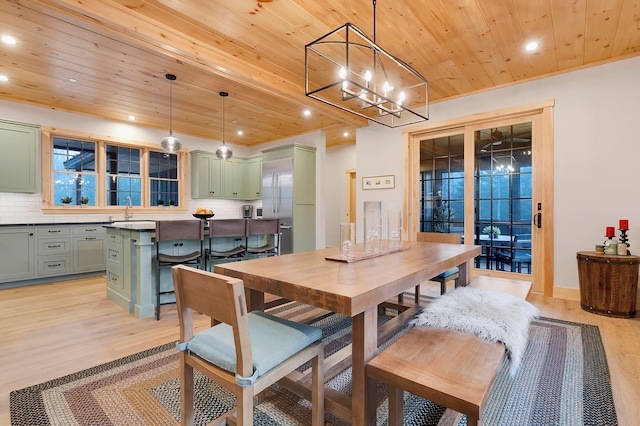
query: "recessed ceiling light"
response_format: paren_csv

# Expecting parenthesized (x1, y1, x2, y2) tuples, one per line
(68, 78, 77, 83)
(1, 35, 17, 45)
(343, 132, 349, 137)
(525, 41, 539, 52)
(237, 130, 243, 136)
(303, 109, 311, 117)
(128, 115, 136, 121)
(0, 75, 9, 82)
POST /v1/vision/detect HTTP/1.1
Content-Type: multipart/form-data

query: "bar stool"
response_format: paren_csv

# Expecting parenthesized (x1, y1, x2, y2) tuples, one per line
(155, 220, 204, 320)
(245, 219, 280, 258)
(205, 219, 247, 270)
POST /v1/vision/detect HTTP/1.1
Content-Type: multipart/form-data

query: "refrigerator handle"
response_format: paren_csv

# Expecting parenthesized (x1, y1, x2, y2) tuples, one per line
(271, 172, 276, 213)
(275, 171, 280, 213)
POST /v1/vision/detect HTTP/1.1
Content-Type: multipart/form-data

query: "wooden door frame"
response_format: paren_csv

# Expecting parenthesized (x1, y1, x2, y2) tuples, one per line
(345, 168, 356, 223)
(402, 100, 555, 296)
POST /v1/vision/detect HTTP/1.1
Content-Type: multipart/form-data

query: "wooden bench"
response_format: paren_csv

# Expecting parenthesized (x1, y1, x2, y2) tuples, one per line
(367, 276, 533, 426)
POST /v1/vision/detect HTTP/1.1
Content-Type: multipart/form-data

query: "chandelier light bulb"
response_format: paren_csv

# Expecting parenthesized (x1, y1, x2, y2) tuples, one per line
(339, 67, 347, 79)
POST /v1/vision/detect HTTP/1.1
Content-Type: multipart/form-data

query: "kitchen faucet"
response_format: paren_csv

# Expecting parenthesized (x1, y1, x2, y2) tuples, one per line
(125, 196, 133, 220)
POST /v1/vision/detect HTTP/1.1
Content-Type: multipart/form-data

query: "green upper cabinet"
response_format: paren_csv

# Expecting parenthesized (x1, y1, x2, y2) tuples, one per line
(190, 151, 261, 200)
(0, 119, 40, 193)
(245, 156, 262, 200)
(190, 151, 222, 199)
(222, 158, 246, 199)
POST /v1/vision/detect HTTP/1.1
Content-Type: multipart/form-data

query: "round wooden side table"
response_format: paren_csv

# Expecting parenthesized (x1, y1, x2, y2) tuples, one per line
(576, 251, 639, 318)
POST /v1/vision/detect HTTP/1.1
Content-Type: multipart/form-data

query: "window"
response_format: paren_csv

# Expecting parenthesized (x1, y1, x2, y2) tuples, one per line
(149, 151, 179, 206)
(105, 145, 142, 206)
(43, 130, 186, 211)
(52, 137, 97, 206)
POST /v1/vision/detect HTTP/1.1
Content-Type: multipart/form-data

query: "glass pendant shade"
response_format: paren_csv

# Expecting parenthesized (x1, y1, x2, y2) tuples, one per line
(216, 91, 233, 159)
(161, 74, 181, 152)
(216, 144, 232, 159)
(161, 131, 181, 152)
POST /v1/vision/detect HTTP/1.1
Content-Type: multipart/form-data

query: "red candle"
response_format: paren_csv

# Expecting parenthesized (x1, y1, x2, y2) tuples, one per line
(606, 226, 615, 237)
(619, 220, 629, 230)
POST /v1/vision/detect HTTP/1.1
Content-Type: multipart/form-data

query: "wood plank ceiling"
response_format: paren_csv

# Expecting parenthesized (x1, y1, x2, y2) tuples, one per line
(1, 0, 639, 148)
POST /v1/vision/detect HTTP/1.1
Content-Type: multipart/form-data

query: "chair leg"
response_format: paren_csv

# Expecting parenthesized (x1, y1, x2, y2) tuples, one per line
(414, 285, 421, 305)
(453, 277, 459, 289)
(156, 263, 161, 321)
(311, 344, 325, 426)
(180, 354, 194, 426)
(439, 279, 446, 295)
(238, 387, 253, 425)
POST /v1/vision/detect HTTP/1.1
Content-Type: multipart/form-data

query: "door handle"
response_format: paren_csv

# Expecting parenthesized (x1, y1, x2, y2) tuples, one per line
(533, 212, 542, 228)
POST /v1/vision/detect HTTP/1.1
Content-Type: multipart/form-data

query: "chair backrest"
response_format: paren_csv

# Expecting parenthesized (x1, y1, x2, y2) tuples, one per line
(208, 219, 247, 238)
(246, 218, 280, 237)
(417, 232, 461, 244)
(172, 265, 253, 378)
(156, 220, 204, 242)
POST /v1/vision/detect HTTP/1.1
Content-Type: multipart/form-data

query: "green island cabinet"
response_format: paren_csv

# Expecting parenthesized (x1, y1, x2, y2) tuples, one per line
(0, 224, 106, 285)
(190, 151, 262, 200)
(0, 119, 40, 193)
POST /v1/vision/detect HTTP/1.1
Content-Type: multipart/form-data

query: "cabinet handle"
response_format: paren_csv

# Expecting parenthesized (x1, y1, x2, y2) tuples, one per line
(85, 228, 97, 232)
(85, 237, 97, 240)
(111, 253, 118, 259)
(29, 233, 34, 236)
(48, 244, 61, 248)
(48, 230, 61, 233)
(48, 263, 61, 268)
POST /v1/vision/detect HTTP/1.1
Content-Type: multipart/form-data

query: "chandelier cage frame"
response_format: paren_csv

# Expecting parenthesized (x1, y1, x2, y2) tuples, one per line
(305, 21, 429, 128)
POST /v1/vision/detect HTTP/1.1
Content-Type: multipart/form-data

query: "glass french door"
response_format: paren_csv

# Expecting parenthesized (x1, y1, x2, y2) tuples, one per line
(473, 123, 532, 273)
(407, 100, 554, 295)
(419, 123, 533, 274)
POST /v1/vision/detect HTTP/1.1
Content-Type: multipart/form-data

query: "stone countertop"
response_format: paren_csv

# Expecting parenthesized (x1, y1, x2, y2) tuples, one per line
(0, 222, 111, 227)
(102, 221, 157, 231)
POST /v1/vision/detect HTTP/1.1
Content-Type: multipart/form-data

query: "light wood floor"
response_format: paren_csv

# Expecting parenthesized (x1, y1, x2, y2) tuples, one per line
(1, 276, 638, 425)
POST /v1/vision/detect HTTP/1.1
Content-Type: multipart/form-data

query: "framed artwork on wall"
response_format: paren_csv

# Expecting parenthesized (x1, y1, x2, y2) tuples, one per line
(362, 175, 395, 190)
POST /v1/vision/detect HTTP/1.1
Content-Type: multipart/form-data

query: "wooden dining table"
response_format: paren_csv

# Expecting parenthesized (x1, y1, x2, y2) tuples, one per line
(214, 240, 481, 425)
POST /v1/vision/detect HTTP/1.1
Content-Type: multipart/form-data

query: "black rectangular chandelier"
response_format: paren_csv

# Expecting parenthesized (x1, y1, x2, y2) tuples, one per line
(305, 16, 429, 128)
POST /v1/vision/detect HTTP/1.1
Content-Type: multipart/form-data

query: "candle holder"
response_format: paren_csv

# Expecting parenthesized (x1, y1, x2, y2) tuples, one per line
(619, 229, 631, 254)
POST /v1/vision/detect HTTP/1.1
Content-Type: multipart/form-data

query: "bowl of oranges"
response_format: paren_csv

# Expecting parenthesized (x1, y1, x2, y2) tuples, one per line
(192, 207, 215, 220)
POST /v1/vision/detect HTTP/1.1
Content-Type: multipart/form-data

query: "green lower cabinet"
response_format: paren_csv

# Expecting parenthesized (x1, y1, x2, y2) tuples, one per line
(0, 227, 36, 283)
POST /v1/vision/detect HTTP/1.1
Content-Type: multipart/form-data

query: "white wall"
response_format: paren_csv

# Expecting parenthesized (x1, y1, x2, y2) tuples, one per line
(352, 55, 640, 293)
(325, 144, 356, 247)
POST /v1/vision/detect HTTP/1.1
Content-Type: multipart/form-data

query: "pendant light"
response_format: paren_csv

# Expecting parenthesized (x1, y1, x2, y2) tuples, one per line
(160, 74, 182, 153)
(215, 91, 233, 159)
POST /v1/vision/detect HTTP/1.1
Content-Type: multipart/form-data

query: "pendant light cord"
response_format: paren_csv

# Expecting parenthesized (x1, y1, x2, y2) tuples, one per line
(373, 0, 376, 44)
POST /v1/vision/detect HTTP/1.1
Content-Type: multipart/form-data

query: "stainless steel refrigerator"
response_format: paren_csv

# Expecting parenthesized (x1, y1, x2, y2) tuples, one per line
(262, 158, 293, 254)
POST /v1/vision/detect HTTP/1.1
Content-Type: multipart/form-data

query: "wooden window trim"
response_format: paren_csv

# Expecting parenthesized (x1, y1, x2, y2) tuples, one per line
(40, 126, 188, 214)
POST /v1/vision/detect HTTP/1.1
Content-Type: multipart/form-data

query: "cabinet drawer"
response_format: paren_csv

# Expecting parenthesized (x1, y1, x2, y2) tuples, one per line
(107, 233, 123, 245)
(37, 226, 71, 237)
(106, 246, 123, 267)
(37, 257, 71, 275)
(107, 270, 123, 290)
(37, 238, 71, 256)
(73, 225, 106, 236)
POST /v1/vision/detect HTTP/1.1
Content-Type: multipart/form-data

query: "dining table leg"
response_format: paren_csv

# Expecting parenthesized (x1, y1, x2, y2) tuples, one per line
(351, 306, 378, 426)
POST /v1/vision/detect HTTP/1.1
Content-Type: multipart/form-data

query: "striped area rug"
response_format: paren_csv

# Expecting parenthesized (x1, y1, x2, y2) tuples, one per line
(10, 303, 617, 426)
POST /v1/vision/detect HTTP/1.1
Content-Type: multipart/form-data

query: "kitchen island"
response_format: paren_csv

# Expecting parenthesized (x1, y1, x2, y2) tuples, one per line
(104, 220, 247, 319)
(103, 221, 158, 319)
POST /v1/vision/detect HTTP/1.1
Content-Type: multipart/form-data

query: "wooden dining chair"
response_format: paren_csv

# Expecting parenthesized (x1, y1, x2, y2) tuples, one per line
(205, 219, 247, 270)
(172, 265, 324, 426)
(155, 220, 204, 320)
(400, 232, 461, 304)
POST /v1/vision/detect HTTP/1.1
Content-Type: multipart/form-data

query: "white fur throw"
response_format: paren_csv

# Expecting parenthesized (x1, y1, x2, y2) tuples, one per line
(412, 286, 540, 375)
